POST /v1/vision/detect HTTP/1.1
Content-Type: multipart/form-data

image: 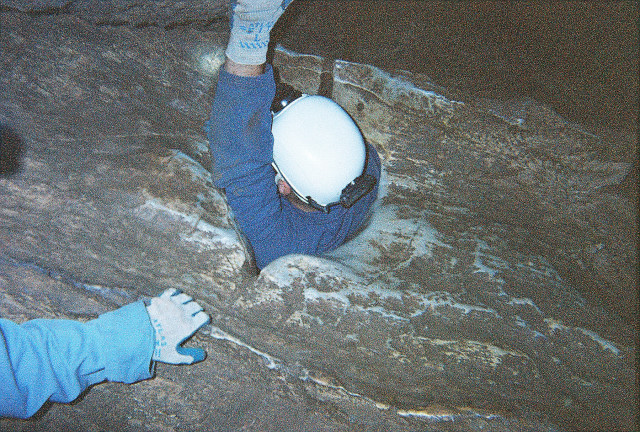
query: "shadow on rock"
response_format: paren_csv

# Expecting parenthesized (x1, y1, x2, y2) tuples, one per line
(0, 124, 24, 177)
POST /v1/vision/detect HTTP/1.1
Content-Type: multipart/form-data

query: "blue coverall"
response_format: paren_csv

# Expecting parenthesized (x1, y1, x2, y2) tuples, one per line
(0, 302, 154, 419)
(206, 65, 381, 269)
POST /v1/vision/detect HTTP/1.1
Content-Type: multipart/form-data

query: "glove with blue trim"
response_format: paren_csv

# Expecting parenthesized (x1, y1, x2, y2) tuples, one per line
(145, 288, 210, 365)
(225, 0, 295, 65)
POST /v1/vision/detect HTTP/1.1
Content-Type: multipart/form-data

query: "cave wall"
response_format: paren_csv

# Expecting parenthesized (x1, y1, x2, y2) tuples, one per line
(1, 1, 637, 431)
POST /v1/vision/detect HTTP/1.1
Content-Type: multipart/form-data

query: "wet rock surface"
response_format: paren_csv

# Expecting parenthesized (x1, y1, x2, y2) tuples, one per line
(1, 2, 637, 432)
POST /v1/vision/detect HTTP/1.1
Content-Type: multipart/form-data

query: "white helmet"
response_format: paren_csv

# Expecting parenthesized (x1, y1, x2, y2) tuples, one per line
(272, 93, 375, 212)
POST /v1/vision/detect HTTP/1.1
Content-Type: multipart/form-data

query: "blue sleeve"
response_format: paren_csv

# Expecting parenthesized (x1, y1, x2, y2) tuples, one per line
(206, 65, 296, 268)
(206, 65, 381, 269)
(0, 301, 154, 419)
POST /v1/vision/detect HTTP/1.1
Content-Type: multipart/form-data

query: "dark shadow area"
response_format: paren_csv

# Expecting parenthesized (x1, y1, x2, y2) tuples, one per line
(276, 1, 639, 134)
(0, 124, 24, 177)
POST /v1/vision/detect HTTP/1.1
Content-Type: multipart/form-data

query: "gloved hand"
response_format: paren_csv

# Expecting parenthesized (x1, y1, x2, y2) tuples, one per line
(145, 288, 210, 365)
(225, 0, 294, 65)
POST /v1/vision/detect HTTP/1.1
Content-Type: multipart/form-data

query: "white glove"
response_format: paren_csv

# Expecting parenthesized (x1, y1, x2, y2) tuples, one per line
(145, 289, 210, 365)
(225, 0, 294, 65)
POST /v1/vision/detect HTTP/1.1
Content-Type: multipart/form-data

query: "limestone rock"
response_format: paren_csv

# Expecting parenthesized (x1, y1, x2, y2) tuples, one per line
(0, 0, 229, 29)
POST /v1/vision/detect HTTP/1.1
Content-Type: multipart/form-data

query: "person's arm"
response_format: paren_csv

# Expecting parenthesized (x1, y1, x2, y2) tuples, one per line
(207, 62, 291, 267)
(0, 302, 154, 419)
(0, 289, 209, 419)
(207, 0, 301, 269)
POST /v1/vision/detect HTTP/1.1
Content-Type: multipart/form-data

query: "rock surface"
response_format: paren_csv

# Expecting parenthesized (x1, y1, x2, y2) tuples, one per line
(1, 0, 228, 29)
(1, 2, 637, 432)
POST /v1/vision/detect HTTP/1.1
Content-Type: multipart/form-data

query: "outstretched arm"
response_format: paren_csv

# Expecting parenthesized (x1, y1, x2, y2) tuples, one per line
(0, 289, 209, 419)
(207, 0, 302, 268)
(0, 302, 154, 418)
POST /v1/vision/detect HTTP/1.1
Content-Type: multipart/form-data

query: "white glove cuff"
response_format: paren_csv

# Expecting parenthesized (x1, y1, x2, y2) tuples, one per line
(225, 32, 270, 65)
(225, 2, 285, 65)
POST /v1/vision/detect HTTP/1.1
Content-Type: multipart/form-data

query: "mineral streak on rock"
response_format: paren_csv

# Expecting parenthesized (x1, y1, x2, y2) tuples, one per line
(0, 3, 637, 432)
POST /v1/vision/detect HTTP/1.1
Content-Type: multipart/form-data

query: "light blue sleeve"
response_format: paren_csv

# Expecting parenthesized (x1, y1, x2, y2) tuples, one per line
(0, 301, 155, 419)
